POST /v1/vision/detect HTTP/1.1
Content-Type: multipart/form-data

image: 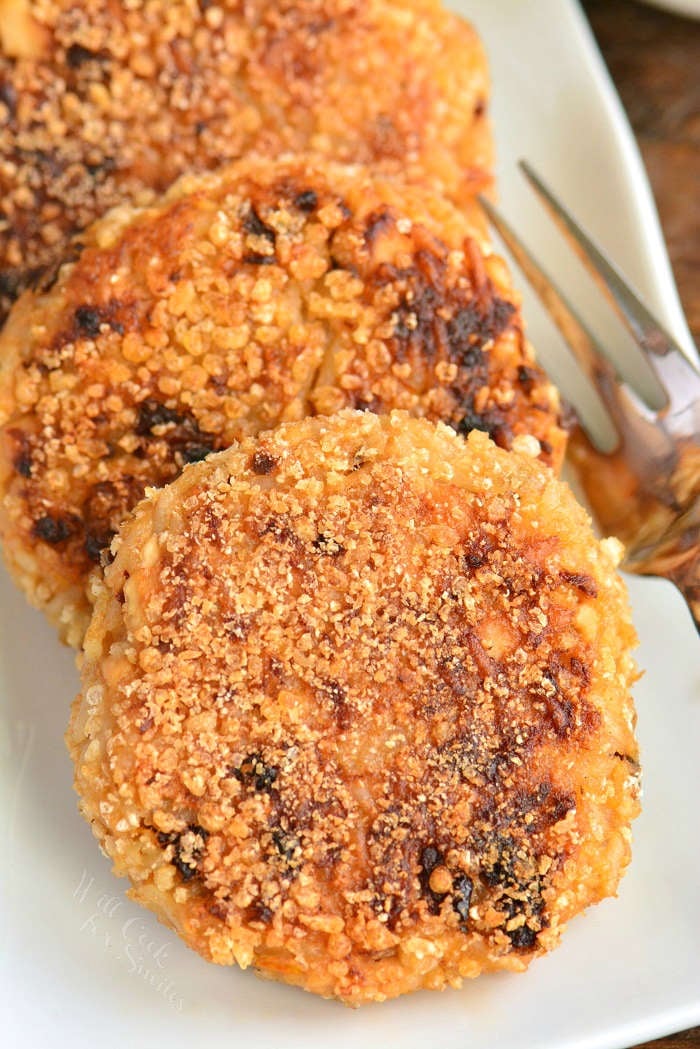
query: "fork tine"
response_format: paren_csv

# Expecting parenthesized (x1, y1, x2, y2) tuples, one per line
(478, 194, 657, 446)
(519, 160, 700, 410)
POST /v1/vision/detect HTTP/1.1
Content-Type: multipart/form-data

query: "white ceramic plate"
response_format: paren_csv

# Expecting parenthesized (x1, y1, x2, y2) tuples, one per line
(639, 0, 700, 19)
(1, 2, 699, 1047)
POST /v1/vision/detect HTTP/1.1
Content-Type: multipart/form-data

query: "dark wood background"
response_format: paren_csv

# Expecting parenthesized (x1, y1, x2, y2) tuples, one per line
(583, 0, 699, 346)
(580, 5, 699, 1047)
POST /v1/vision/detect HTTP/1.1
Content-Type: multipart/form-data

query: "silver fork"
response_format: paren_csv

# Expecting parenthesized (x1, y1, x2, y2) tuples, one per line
(479, 162, 700, 634)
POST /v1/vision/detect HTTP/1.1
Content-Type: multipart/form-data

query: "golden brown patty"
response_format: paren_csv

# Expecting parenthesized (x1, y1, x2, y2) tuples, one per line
(67, 412, 640, 1005)
(0, 157, 566, 644)
(0, 0, 493, 324)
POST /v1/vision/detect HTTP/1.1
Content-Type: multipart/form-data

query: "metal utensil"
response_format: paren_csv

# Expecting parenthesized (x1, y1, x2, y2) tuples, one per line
(480, 162, 700, 632)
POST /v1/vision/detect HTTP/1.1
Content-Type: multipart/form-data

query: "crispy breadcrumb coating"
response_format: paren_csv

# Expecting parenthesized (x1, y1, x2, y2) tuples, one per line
(0, 0, 493, 324)
(0, 158, 566, 644)
(67, 412, 640, 1005)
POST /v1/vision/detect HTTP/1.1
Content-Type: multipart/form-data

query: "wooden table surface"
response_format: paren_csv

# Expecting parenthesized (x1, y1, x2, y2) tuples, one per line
(579, 6, 699, 1049)
(583, 0, 700, 346)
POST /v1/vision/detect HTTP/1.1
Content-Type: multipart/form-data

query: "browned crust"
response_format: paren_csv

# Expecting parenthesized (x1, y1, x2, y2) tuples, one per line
(67, 412, 640, 1004)
(0, 158, 566, 643)
(0, 0, 493, 323)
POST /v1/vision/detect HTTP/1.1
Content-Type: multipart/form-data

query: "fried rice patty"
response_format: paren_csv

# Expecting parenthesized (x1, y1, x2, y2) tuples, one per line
(67, 412, 640, 1005)
(0, 157, 566, 645)
(0, 0, 493, 324)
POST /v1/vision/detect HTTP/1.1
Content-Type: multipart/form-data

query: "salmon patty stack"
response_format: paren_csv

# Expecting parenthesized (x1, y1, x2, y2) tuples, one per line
(0, 0, 641, 1008)
(0, 0, 492, 325)
(0, 158, 565, 645)
(67, 413, 640, 1004)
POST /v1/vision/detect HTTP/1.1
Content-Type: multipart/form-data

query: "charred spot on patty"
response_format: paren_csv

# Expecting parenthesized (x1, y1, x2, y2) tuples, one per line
(270, 827, 302, 870)
(86, 156, 117, 180)
(65, 43, 105, 69)
(0, 269, 23, 301)
(135, 400, 184, 436)
(517, 364, 538, 391)
(84, 530, 113, 565)
(242, 252, 276, 266)
(157, 824, 210, 883)
(231, 754, 279, 793)
(364, 242, 520, 452)
(462, 532, 495, 570)
(245, 899, 274, 924)
(559, 570, 598, 598)
(0, 80, 18, 120)
(243, 206, 276, 244)
(294, 189, 318, 212)
(179, 444, 214, 465)
(385, 258, 443, 360)
(477, 834, 548, 945)
(8, 429, 32, 478)
(508, 924, 538, 949)
(418, 845, 450, 915)
(32, 513, 75, 544)
(364, 208, 394, 246)
(456, 403, 510, 444)
(81, 478, 144, 565)
(31, 241, 86, 296)
(74, 306, 103, 339)
(312, 533, 344, 556)
(447, 297, 515, 360)
(420, 845, 441, 873)
(250, 450, 278, 475)
(452, 873, 474, 925)
(136, 402, 218, 468)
